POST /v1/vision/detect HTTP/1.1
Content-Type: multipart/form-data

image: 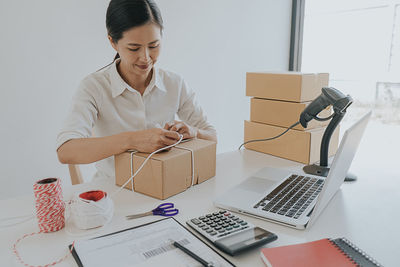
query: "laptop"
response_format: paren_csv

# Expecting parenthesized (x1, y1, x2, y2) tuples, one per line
(214, 111, 371, 230)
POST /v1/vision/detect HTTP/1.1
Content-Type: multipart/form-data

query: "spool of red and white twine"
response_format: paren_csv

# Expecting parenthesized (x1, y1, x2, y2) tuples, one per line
(13, 178, 74, 267)
(34, 178, 65, 232)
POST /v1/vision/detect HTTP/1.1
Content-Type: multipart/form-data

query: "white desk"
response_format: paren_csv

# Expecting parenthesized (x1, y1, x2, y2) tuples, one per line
(1, 149, 399, 267)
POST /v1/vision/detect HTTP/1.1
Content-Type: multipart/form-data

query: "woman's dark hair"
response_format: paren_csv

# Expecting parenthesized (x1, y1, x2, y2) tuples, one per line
(106, 0, 163, 61)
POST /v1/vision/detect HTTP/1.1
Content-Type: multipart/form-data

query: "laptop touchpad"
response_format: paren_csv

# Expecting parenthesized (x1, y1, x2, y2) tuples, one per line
(241, 177, 277, 194)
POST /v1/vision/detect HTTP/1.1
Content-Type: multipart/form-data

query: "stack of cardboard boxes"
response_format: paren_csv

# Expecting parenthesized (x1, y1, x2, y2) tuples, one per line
(244, 72, 339, 164)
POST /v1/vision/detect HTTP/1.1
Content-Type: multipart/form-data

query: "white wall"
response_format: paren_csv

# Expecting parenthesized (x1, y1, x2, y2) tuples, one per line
(0, 0, 292, 199)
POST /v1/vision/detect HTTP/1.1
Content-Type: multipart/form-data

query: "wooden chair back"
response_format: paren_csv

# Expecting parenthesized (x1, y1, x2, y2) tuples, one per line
(69, 164, 84, 185)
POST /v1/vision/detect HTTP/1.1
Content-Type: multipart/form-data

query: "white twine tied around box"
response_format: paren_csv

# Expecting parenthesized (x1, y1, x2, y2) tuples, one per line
(112, 134, 188, 196)
(115, 136, 196, 194)
(174, 145, 195, 187)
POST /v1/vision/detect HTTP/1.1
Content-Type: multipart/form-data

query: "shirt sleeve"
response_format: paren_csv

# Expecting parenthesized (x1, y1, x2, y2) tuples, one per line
(177, 79, 216, 135)
(56, 79, 100, 150)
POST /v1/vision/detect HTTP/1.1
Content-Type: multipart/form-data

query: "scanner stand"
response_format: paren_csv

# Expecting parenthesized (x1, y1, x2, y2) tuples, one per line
(303, 164, 357, 182)
(303, 112, 357, 182)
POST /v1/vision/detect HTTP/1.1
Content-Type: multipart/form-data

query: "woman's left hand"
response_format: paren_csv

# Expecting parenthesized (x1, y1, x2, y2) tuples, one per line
(164, 120, 197, 139)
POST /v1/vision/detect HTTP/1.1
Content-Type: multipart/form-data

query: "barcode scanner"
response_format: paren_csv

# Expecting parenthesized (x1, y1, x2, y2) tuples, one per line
(300, 87, 353, 128)
(301, 87, 355, 181)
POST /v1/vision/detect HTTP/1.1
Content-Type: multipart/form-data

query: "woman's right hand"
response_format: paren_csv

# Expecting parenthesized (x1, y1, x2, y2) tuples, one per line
(123, 128, 181, 153)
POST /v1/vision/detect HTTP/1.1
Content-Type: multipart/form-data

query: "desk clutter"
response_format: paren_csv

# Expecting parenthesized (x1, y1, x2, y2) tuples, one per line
(70, 218, 234, 267)
(12, 178, 115, 267)
(244, 72, 340, 164)
(260, 238, 383, 267)
(115, 138, 217, 200)
(8, 176, 384, 267)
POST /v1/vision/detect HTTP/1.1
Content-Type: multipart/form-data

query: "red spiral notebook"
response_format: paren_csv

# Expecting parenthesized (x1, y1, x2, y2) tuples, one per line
(260, 238, 382, 267)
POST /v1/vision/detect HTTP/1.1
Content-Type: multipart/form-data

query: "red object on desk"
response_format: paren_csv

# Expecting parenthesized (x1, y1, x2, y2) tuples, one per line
(260, 239, 356, 267)
(79, 190, 106, 202)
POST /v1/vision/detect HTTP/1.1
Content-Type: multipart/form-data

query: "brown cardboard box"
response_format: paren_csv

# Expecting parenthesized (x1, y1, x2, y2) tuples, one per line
(114, 139, 216, 200)
(250, 98, 332, 130)
(244, 120, 339, 164)
(175, 138, 217, 184)
(246, 72, 329, 102)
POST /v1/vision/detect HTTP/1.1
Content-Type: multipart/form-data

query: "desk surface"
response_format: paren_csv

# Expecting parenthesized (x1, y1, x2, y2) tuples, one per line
(1, 149, 399, 267)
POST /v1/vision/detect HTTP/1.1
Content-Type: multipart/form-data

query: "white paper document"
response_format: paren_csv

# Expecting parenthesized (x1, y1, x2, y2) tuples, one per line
(72, 218, 233, 267)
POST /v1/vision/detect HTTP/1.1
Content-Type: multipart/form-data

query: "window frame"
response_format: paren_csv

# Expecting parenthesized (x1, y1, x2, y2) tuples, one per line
(289, 0, 305, 71)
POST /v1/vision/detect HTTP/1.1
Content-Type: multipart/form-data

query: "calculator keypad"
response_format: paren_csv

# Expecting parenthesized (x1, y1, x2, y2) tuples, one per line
(188, 210, 252, 241)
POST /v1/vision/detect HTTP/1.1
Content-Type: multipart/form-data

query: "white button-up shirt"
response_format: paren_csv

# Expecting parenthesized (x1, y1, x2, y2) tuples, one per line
(56, 59, 215, 179)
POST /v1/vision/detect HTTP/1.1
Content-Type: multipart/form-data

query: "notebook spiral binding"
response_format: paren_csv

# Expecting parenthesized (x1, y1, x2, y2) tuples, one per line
(328, 238, 357, 265)
(329, 237, 382, 267)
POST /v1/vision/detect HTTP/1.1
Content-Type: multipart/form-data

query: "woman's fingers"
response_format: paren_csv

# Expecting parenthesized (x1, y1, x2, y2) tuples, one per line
(163, 130, 181, 140)
(164, 120, 179, 130)
(171, 122, 184, 132)
(178, 127, 186, 134)
(162, 121, 194, 139)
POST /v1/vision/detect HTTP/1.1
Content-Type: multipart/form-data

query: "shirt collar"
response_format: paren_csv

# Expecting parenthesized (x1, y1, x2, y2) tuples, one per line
(142, 68, 166, 97)
(153, 68, 166, 93)
(109, 59, 128, 98)
(109, 59, 166, 98)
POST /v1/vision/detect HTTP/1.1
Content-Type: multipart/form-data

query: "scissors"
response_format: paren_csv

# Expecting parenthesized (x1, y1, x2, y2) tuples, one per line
(125, 203, 179, 220)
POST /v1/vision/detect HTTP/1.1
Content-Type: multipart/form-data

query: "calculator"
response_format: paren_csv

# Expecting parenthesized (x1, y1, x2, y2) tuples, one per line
(186, 210, 277, 256)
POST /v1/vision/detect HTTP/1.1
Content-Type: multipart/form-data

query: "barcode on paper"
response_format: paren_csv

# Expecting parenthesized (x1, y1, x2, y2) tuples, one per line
(143, 239, 190, 259)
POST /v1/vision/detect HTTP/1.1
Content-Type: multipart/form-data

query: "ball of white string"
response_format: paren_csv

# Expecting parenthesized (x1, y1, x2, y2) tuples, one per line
(70, 193, 114, 230)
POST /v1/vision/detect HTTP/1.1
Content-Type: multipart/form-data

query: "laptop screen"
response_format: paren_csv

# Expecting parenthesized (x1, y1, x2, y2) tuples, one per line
(307, 111, 372, 228)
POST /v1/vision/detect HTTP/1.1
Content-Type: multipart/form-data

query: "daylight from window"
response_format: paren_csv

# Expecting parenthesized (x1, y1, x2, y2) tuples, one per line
(302, 0, 400, 126)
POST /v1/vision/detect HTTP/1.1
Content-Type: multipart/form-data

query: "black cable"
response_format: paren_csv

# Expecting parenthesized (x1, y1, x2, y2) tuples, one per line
(312, 114, 334, 121)
(238, 121, 301, 150)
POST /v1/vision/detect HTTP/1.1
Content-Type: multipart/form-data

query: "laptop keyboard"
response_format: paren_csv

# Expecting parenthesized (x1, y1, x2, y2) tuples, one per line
(253, 174, 324, 219)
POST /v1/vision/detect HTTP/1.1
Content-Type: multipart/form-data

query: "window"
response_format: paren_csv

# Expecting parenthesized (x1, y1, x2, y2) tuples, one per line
(301, 0, 400, 126)
(298, 0, 400, 175)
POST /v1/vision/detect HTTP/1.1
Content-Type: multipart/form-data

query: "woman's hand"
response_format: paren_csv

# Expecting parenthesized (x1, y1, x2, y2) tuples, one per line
(124, 128, 181, 153)
(164, 121, 197, 140)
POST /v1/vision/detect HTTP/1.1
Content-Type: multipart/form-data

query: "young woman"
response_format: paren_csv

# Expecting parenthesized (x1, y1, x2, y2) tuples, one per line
(56, 0, 217, 180)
